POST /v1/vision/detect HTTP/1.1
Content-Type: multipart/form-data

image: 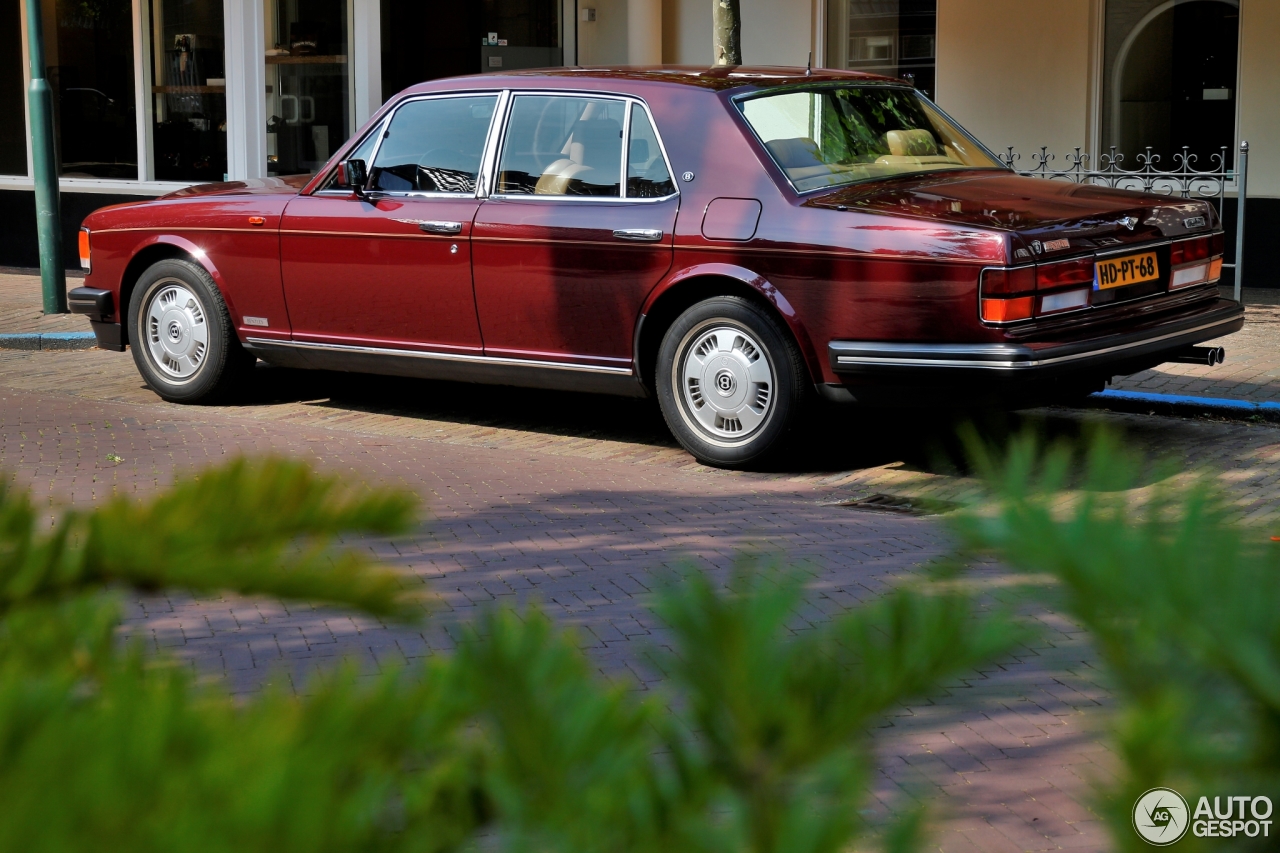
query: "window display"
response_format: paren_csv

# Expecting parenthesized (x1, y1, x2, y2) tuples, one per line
(824, 0, 936, 100)
(0, 0, 26, 175)
(47, 0, 138, 178)
(266, 0, 352, 176)
(150, 0, 227, 181)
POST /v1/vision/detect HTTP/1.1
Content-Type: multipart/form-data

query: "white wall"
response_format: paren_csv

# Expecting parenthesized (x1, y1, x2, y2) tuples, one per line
(935, 0, 1097, 160)
(577, 0, 630, 65)
(663, 0, 814, 66)
(1239, 0, 1280, 197)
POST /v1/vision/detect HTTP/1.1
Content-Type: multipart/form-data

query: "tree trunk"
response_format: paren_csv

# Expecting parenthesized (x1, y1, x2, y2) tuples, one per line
(713, 0, 741, 66)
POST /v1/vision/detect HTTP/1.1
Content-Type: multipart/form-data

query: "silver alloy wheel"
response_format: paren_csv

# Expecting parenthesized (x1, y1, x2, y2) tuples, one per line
(675, 323, 775, 442)
(142, 279, 210, 383)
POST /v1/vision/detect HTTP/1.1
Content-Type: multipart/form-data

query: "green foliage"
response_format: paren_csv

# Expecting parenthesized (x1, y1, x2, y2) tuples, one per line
(0, 458, 1020, 852)
(951, 429, 1280, 851)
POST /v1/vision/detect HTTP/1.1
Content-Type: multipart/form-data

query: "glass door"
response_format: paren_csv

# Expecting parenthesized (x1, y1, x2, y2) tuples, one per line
(149, 0, 227, 182)
(265, 0, 352, 176)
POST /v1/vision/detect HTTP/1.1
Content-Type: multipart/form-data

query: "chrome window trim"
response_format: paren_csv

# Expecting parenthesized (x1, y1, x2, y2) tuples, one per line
(246, 337, 634, 376)
(483, 91, 680, 204)
(729, 83, 1010, 198)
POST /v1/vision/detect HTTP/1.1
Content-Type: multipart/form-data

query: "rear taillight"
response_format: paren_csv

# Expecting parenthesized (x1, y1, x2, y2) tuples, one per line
(1169, 233, 1225, 290)
(981, 256, 1095, 323)
(1036, 257, 1094, 290)
(78, 228, 91, 272)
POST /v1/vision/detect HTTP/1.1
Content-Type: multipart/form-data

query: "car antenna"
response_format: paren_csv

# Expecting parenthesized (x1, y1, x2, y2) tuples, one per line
(805, 51, 812, 76)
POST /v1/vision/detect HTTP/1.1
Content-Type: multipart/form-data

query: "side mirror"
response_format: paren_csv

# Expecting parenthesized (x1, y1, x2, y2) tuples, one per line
(337, 158, 368, 193)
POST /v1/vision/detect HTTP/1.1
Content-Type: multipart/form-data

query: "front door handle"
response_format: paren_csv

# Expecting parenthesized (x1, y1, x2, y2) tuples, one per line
(612, 228, 663, 242)
(418, 220, 463, 235)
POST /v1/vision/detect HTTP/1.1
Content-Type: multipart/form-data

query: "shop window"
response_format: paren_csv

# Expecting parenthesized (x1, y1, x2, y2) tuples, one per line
(1102, 0, 1239, 170)
(824, 0, 936, 101)
(266, 0, 352, 176)
(45, 0, 138, 178)
(0, 0, 26, 175)
(380, 0, 560, 100)
(149, 0, 227, 182)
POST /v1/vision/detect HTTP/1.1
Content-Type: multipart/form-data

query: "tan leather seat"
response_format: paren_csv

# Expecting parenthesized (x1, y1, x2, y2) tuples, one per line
(885, 129, 938, 157)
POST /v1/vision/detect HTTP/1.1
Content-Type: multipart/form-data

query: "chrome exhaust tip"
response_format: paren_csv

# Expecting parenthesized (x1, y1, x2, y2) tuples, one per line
(1172, 346, 1226, 367)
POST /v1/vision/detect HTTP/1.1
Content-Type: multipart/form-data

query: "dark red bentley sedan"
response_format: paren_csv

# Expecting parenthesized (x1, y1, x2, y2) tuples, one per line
(71, 67, 1242, 467)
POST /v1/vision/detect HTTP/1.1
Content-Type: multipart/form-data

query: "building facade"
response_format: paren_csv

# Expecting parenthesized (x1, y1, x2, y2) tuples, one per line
(3, 0, 1275, 284)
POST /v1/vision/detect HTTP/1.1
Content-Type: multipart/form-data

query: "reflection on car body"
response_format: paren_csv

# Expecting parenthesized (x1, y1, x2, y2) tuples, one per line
(71, 66, 1242, 468)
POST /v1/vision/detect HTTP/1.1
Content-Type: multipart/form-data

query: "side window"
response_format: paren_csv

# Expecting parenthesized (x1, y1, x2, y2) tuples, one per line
(496, 95, 624, 197)
(626, 104, 675, 198)
(368, 95, 498, 193)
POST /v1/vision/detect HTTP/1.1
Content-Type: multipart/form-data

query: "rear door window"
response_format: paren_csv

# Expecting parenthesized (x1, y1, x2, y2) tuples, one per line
(496, 95, 625, 197)
(626, 104, 675, 198)
(368, 95, 499, 194)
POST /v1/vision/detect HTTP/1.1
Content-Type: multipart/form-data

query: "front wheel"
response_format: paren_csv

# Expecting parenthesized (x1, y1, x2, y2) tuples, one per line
(128, 258, 252, 403)
(656, 296, 809, 468)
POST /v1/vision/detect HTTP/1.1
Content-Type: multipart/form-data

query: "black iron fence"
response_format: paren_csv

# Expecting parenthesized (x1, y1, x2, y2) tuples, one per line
(998, 141, 1249, 300)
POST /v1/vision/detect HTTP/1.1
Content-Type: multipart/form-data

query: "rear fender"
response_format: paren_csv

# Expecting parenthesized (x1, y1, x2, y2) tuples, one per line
(638, 262, 822, 385)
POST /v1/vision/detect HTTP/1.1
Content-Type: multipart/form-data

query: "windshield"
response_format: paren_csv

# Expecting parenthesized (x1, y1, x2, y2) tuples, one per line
(738, 86, 1005, 193)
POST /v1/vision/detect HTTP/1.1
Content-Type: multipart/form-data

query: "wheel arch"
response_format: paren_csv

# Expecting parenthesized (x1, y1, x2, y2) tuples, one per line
(119, 237, 231, 346)
(634, 264, 822, 392)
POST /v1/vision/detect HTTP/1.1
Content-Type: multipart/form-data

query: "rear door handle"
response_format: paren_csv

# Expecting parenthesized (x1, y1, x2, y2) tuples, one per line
(418, 220, 463, 235)
(612, 228, 663, 242)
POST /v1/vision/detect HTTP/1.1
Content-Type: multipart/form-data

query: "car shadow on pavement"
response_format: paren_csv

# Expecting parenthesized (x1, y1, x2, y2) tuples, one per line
(228, 362, 1178, 485)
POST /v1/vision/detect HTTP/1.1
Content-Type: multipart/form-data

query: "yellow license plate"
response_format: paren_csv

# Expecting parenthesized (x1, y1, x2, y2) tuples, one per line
(1095, 251, 1160, 290)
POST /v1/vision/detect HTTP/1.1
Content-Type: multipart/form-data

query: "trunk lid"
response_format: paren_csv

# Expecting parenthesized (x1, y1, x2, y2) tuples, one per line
(807, 170, 1218, 261)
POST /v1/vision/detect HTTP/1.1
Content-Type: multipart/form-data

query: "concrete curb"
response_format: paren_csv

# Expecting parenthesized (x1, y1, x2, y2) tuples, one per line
(0, 331, 98, 351)
(1087, 389, 1280, 423)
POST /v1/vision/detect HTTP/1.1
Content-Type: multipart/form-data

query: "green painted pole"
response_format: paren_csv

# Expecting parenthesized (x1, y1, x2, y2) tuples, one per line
(24, 0, 67, 314)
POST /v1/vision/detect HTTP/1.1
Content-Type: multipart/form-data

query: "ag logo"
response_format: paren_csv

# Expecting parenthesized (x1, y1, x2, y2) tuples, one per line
(1134, 787, 1190, 845)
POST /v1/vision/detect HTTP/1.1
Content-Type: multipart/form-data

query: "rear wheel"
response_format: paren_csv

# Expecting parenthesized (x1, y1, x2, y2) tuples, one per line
(128, 259, 253, 403)
(656, 296, 808, 468)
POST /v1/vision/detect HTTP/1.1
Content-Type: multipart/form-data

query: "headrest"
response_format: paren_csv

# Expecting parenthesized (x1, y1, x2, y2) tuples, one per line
(885, 129, 938, 157)
(765, 137, 823, 169)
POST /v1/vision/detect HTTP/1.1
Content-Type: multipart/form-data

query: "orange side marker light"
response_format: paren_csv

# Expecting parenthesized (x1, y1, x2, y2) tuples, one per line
(248, 216, 266, 226)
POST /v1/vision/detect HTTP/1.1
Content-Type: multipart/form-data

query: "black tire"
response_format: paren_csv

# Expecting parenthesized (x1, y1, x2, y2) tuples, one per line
(127, 258, 253, 403)
(656, 296, 809, 468)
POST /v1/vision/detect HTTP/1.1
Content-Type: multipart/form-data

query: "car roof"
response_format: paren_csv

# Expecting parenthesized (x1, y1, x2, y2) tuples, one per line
(399, 65, 907, 97)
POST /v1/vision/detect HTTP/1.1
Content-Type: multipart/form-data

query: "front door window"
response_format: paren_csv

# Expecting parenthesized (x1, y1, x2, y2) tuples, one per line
(368, 95, 498, 194)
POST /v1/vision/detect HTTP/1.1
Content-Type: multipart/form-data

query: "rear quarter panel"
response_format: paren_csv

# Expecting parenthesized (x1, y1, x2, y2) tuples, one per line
(648, 86, 1009, 385)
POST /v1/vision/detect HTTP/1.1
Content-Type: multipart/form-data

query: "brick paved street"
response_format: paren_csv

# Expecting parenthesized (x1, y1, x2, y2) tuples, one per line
(3, 270, 1280, 851)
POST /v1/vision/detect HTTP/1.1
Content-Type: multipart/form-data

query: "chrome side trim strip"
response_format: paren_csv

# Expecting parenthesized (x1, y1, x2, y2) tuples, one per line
(246, 337, 634, 376)
(831, 317, 1238, 370)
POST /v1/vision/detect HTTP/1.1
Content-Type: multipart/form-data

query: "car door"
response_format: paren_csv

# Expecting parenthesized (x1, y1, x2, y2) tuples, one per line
(279, 93, 501, 353)
(471, 95, 678, 368)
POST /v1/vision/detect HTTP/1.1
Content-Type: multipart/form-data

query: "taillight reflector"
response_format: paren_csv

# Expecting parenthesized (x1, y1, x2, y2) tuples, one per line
(1170, 263, 1210, 289)
(78, 228, 91, 272)
(981, 296, 1034, 323)
(1039, 288, 1090, 314)
(981, 266, 1036, 295)
(1209, 257, 1223, 282)
(1036, 257, 1094, 290)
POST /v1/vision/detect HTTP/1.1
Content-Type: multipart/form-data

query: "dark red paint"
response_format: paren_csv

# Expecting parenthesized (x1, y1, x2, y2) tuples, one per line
(79, 67, 1231, 396)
